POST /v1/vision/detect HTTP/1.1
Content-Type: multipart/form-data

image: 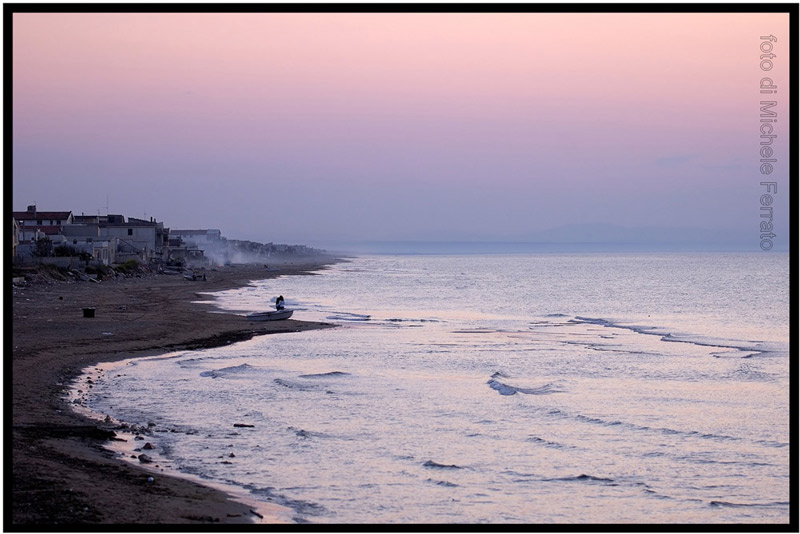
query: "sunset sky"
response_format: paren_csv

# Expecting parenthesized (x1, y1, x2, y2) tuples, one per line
(11, 10, 791, 250)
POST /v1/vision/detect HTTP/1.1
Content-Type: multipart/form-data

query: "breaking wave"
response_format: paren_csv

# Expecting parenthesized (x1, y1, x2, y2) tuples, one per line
(199, 363, 255, 379)
(487, 372, 564, 396)
(544, 474, 616, 484)
(709, 500, 790, 508)
(423, 460, 463, 469)
(299, 371, 351, 379)
(326, 312, 371, 322)
(570, 316, 782, 359)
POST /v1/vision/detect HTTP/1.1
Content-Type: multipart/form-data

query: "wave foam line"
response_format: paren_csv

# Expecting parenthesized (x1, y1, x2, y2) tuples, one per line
(709, 500, 790, 508)
(487, 372, 564, 396)
(571, 316, 776, 358)
(538, 404, 789, 450)
(199, 363, 255, 379)
(326, 312, 371, 322)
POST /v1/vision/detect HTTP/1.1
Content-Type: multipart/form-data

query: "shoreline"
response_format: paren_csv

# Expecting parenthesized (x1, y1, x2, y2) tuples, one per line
(10, 256, 341, 526)
(67, 358, 299, 525)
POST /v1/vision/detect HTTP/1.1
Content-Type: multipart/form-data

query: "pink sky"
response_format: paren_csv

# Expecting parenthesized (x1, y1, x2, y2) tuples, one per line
(12, 11, 791, 247)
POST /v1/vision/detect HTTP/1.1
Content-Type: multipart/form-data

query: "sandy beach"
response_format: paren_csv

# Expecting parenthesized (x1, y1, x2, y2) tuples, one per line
(10, 257, 339, 526)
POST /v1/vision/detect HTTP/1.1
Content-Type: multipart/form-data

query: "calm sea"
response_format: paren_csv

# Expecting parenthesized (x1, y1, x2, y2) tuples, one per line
(75, 253, 791, 524)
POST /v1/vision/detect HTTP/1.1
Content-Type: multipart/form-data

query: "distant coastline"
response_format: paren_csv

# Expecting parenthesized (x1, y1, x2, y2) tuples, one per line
(317, 240, 783, 256)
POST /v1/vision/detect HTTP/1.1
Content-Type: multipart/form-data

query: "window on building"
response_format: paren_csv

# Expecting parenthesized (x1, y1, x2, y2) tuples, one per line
(128, 229, 133, 236)
(37, 220, 42, 225)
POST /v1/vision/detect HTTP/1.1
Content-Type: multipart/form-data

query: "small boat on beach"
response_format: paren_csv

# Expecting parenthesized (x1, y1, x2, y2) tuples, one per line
(246, 309, 293, 322)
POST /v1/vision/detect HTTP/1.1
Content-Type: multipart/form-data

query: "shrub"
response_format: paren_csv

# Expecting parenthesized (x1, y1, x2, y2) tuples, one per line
(32, 237, 53, 257)
(54, 245, 79, 257)
(40, 263, 69, 281)
(85, 264, 113, 280)
(113, 259, 141, 275)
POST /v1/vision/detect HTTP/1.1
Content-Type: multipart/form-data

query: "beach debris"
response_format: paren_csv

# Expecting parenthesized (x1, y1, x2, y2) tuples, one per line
(147, 476, 154, 484)
(143, 442, 154, 450)
(138, 454, 153, 463)
(250, 510, 264, 519)
(233, 423, 254, 428)
(228, 452, 235, 458)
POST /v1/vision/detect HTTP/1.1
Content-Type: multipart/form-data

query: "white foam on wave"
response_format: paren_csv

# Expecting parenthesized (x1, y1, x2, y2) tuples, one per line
(570, 316, 785, 359)
(487, 372, 565, 396)
(325, 311, 371, 322)
(199, 363, 256, 379)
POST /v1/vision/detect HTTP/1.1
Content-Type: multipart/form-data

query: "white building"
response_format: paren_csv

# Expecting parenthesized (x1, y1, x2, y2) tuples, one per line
(62, 223, 118, 265)
(99, 215, 169, 264)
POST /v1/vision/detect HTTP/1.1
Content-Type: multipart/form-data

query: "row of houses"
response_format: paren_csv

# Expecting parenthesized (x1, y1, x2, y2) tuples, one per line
(12, 205, 324, 267)
(12, 205, 217, 267)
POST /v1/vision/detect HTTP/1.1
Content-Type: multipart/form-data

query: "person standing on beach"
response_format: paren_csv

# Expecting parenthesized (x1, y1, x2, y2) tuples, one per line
(276, 295, 285, 310)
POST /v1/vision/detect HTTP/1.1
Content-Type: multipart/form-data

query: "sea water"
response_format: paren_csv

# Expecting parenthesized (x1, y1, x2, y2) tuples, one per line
(78, 253, 790, 524)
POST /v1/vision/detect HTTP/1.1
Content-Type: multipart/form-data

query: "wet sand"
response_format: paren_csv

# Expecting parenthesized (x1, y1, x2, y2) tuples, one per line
(10, 257, 339, 526)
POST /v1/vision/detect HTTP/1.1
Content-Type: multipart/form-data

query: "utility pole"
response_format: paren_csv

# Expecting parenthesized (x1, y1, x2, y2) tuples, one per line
(98, 196, 109, 216)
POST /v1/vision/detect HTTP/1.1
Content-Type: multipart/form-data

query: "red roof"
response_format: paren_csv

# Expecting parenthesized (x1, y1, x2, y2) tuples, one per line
(13, 210, 72, 221)
(19, 225, 62, 235)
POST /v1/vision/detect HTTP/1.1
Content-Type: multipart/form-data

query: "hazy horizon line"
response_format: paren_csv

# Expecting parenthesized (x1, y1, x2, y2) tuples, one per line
(309, 240, 790, 255)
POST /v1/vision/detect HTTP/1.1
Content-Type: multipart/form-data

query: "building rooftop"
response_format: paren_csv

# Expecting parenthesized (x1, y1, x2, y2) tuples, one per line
(13, 210, 73, 221)
(171, 229, 220, 235)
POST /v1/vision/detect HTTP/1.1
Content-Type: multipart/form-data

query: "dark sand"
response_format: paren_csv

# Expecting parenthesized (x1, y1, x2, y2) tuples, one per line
(9, 257, 339, 526)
